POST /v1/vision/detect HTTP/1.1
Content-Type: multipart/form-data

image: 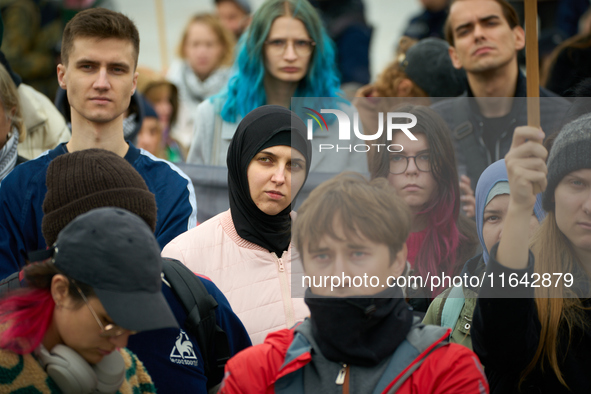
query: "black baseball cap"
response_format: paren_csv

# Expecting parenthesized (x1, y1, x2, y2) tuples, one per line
(400, 37, 467, 98)
(47, 207, 178, 332)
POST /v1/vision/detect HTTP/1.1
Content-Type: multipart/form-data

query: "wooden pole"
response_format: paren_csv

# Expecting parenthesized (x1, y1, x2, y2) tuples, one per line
(155, 0, 169, 71)
(524, 0, 540, 128)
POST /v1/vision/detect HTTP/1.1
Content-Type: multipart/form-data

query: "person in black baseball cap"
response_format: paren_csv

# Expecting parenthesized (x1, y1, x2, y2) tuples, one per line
(0, 207, 177, 393)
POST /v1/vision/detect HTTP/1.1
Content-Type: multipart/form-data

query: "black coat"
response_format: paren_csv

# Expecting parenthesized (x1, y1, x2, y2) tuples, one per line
(473, 244, 591, 393)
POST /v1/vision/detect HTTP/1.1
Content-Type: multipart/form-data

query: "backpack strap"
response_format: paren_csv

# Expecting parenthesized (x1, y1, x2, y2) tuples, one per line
(161, 258, 231, 389)
(372, 319, 449, 394)
(441, 285, 465, 330)
(384, 340, 448, 393)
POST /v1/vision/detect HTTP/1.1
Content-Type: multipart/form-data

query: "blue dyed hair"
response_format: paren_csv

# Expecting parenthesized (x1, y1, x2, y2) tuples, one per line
(220, 0, 341, 123)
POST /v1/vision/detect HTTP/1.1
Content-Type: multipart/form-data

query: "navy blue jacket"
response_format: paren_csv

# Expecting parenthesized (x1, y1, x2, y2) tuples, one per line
(128, 275, 252, 393)
(0, 142, 197, 279)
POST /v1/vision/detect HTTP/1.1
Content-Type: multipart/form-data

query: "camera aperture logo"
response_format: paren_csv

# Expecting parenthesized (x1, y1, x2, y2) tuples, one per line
(303, 107, 418, 153)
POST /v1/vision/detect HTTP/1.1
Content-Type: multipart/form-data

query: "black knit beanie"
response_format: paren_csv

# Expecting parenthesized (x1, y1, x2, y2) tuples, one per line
(42, 149, 157, 246)
(542, 112, 591, 211)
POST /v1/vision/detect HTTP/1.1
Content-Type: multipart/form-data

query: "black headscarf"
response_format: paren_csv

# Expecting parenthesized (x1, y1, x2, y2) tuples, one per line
(227, 105, 312, 256)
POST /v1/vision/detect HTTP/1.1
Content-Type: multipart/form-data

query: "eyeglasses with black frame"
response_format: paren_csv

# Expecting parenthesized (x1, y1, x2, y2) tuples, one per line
(72, 280, 137, 338)
(389, 153, 431, 174)
(264, 39, 316, 56)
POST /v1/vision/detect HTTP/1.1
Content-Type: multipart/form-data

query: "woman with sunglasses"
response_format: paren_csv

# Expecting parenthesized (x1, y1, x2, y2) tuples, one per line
(368, 105, 478, 309)
(186, 0, 364, 173)
(0, 207, 178, 393)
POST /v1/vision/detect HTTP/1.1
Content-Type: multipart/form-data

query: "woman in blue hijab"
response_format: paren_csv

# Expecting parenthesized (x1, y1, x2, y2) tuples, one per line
(423, 159, 545, 350)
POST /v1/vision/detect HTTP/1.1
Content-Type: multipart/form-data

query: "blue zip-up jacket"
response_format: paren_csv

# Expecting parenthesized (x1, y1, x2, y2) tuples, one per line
(0, 142, 197, 279)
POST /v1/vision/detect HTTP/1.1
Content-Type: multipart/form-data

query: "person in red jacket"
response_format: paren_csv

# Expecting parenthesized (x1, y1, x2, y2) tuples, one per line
(219, 172, 489, 394)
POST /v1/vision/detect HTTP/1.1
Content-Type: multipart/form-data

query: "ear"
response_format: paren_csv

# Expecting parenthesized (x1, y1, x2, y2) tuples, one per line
(51, 274, 71, 306)
(390, 243, 408, 278)
(448, 46, 463, 70)
(57, 64, 67, 90)
(513, 26, 525, 51)
(131, 71, 139, 95)
(396, 78, 414, 97)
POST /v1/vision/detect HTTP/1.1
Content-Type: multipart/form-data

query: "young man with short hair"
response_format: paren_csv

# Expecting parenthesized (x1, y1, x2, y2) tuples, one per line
(432, 0, 569, 190)
(0, 8, 197, 278)
(219, 172, 489, 394)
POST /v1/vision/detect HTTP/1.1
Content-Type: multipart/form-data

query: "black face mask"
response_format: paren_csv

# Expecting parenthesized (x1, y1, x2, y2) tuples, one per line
(226, 105, 312, 256)
(304, 286, 414, 367)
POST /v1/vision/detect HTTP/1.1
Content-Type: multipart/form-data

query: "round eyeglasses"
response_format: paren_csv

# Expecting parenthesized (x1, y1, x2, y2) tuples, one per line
(389, 154, 431, 174)
(73, 281, 137, 338)
(264, 39, 316, 56)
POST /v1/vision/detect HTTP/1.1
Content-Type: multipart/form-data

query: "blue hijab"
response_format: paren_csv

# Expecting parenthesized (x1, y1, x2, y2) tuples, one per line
(475, 159, 546, 264)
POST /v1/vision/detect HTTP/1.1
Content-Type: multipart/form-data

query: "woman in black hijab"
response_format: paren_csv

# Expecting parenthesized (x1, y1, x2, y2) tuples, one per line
(162, 105, 313, 345)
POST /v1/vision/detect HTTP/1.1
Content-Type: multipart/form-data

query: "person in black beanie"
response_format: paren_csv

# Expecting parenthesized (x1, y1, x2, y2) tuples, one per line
(218, 172, 489, 393)
(163, 105, 313, 345)
(41, 149, 157, 246)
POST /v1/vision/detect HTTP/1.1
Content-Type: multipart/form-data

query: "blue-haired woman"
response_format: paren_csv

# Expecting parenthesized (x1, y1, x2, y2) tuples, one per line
(187, 0, 366, 173)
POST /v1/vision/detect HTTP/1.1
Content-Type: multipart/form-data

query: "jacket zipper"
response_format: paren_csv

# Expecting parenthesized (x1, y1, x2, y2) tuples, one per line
(276, 256, 295, 327)
(335, 364, 350, 393)
(495, 118, 514, 161)
(476, 121, 492, 165)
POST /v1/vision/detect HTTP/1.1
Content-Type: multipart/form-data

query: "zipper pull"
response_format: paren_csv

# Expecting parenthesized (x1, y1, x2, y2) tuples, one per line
(277, 258, 285, 272)
(335, 364, 347, 385)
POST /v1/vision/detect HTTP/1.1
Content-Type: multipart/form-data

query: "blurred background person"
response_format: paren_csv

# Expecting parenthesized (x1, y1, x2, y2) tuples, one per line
(0, 62, 24, 181)
(310, 0, 372, 97)
(355, 37, 465, 101)
(0, 0, 62, 99)
(543, 32, 591, 97)
(402, 0, 449, 40)
(0, 14, 69, 160)
(136, 95, 183, 162)
(137, 66, 185, 161)
(214, 0, 251, 40)
(167, 13, 235, 147)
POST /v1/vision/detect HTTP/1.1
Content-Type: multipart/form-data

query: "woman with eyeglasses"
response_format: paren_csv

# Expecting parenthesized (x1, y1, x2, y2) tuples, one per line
(368, 105, 478, 309)
(186, 0, 354, 173)
(0, 207, 178, 393)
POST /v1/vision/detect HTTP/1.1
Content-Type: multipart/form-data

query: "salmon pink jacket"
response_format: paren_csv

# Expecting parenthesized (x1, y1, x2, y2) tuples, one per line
(162, 210, 309, 345)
